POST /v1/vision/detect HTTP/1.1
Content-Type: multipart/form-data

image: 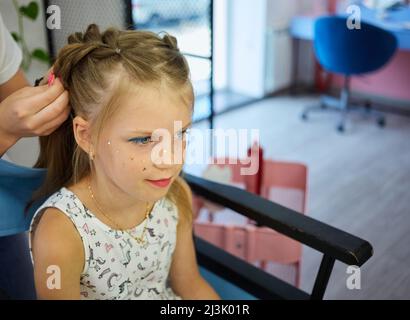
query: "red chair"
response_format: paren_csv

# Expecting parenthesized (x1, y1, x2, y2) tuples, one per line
(193, 148, 308, 287)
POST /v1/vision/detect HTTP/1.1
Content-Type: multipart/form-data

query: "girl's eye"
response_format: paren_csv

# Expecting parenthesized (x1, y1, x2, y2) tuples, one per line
(129, 128, 191, 146)
(129, 136, 153, 145)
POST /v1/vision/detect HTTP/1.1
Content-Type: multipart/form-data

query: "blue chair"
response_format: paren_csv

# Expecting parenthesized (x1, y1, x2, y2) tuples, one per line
(301, 16, 398, 132)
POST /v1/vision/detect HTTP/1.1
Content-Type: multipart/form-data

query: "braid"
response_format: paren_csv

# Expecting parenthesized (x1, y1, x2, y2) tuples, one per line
(68, 24, 102, 44)
(55, 24, 123, 85)
(162, 34, 179, 50)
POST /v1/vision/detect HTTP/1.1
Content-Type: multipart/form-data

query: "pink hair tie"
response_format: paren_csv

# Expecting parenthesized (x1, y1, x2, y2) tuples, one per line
(47, 72, 55, 87)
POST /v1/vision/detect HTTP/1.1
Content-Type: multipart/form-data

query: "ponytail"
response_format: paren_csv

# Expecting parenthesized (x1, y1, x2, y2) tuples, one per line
(25, 115, 77, 212)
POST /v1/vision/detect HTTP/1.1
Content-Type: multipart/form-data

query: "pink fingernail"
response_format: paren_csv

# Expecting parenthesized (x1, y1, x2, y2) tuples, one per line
(48, 73, 55, 87)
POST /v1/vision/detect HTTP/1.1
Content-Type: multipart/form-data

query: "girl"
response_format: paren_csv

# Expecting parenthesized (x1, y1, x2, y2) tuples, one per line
(28, 24, 220, 300)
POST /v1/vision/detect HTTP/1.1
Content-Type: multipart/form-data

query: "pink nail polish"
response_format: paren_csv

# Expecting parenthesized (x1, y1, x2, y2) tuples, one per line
(48, 73, 55, 87)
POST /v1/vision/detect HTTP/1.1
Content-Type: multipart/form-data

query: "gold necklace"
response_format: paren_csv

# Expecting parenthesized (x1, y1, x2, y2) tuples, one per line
(87, 180, 153, 245)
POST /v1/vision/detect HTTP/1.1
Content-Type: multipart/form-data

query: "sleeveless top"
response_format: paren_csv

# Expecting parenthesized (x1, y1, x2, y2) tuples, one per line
(29, 187, 182, 300)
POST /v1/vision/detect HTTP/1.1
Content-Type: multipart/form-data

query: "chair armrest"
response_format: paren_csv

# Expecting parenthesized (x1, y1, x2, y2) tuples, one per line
(185, 173, 373, 267)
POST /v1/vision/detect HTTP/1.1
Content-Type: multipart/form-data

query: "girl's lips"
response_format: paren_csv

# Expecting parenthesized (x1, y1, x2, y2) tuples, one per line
(145, 178, 172, 188)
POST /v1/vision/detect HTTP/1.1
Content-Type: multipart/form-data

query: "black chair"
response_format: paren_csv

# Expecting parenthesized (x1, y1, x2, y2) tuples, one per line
(0, 158, 373, 300)
(185, 173, 373, 299)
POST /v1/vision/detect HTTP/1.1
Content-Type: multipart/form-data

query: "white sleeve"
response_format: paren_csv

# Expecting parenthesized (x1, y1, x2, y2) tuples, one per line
(0, 12, 22, 85)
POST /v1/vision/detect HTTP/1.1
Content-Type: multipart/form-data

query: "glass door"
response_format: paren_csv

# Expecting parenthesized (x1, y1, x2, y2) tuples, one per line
(131, 0, 213, 122)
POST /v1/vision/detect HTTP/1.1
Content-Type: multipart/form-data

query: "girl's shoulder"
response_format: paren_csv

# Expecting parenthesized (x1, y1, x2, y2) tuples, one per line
(31, 205, 84, 254)
(29, 204, 85, 297)
(29, 187, 88, 277)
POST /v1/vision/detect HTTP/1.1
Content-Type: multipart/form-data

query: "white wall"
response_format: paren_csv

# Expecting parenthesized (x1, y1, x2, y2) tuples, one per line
(224, 0, 323, 98)
(0, 0, 49, 84)
(264, 0, 299, 94)
(228, 0, 267, 98)
(265, 0, 299, 28)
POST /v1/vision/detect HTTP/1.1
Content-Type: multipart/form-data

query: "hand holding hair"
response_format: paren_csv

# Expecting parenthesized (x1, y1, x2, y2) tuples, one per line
(0, 68, 70, 156)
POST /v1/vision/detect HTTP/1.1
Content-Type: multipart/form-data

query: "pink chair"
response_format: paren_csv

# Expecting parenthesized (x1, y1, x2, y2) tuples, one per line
(193, 154, 308, 287)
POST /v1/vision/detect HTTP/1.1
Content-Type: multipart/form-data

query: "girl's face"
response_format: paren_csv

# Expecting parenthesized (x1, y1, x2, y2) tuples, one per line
(92, 84, 193, 203)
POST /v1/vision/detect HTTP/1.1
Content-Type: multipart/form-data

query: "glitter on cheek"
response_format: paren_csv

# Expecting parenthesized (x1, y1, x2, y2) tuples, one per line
(140, 159, 147, 171)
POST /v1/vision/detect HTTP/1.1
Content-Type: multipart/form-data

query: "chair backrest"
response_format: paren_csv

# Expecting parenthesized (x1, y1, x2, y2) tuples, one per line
(314, 16, 398, 75)
(0, 159, 47, 299)
(0, 159, 47, 237)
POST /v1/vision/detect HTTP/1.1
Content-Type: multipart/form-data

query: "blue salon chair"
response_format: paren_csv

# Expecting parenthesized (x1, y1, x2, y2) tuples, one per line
(301, 16, 398, 132)
(0, 158, 47, 299)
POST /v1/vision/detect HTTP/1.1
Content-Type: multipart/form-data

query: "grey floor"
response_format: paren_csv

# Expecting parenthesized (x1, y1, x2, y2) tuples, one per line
(187, 95, 410, 300)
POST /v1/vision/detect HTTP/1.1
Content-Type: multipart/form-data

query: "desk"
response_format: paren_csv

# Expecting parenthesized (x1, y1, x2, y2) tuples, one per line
(291, 5, 410, 50)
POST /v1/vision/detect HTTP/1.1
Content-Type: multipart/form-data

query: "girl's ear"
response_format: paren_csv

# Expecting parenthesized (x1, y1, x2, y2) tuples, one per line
(72, 115, 93, 156)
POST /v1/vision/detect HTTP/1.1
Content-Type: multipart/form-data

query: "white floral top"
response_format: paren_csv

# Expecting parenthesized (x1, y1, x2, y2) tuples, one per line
(29, 187, 182, 300)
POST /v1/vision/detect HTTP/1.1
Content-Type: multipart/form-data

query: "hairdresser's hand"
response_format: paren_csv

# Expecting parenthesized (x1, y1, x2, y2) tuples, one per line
(0, 76, 70, 156)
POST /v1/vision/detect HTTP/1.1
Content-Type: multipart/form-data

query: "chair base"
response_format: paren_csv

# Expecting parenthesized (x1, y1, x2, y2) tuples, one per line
(301, 94, 386, 133)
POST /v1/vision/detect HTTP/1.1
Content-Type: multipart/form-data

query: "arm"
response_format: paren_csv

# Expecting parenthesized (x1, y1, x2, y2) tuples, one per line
(0, 69, 29, 101)
(0, 69, 29, 156)
(0, 0, 67, 155)
(0, 76, 69, 157)
(169, 177, 221, 300)
(31, 207, 84, 299)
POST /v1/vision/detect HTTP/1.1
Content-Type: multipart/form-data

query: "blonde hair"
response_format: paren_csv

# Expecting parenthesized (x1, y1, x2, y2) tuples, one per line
(27, 24, 194, 223)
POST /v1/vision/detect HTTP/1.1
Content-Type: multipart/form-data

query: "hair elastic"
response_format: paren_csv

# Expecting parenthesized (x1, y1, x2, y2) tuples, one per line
(47, 72, 55, 87)
(34, 77, 43, 87)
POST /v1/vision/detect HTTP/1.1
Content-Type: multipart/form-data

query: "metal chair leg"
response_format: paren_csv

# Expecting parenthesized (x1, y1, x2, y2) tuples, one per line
(368, 106, 386, 128)
(337, 108, 348, 133)
(336, 81, 349, 133)
(350, 102, 386, 128)
(300, 76, 387, 132)
(301, 97, 329, 121)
